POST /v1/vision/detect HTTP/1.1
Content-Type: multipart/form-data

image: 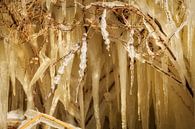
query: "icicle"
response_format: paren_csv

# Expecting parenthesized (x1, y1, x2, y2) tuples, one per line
(79, 78, 86, 129)
(136, 62, 147, 125)
(101, 9, 110, 51)
(9, 37, 16, 95)
(187, 19, 192, 62)
(66, 32, 72, 101)
(88, 32, 103, 129)
(62, 0, 66, 18)
(137, 62, 150, 129)
(49, 95, 60, 116)
(111, 45, 120, 111)
(153, 71, 160, 129)
(161, 56, 168, 123)
(137, 91, 141, 121)
(146, 65, 152, 129)
(29, 54, 51, 87)
(117, 42, 127, 129)
(76, 33, 88, 102)
(187, 0, 193, 63)
(92, 66, 101, 129)
(46, 0, 51, 10)
(74, 0, 77, 17)
(127, 29, 135, 95)
(0, 39, 10, 129)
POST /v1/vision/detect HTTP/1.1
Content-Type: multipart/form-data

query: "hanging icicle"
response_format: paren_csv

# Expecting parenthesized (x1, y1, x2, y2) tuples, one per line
(62, 0, 66, 18)
(117, 42, 128, 129)
(100, 9, 110, 51)
(161, 56, 168, 123)
(46, 0, 51, 10)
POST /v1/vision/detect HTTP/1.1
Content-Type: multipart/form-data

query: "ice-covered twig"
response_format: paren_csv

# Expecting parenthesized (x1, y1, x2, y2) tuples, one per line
(127, 29, 136, 95)
(78, 33, 88, 80)
(76, 33, 88, 103)
(47, 43, 80, 98)
(100, 9, 110, 51)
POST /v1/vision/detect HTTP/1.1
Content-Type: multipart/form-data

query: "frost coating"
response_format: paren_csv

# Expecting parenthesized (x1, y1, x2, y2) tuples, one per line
(100, 9, 110, 51)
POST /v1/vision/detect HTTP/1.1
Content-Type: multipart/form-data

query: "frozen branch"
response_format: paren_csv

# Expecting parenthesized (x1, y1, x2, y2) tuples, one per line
(48, 43, 80, 98)
(76, 33, 88, 102)
(127, 29, 136, 95)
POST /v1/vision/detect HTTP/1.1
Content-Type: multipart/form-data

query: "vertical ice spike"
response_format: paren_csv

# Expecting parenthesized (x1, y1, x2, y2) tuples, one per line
(117, 42, 127, 129)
